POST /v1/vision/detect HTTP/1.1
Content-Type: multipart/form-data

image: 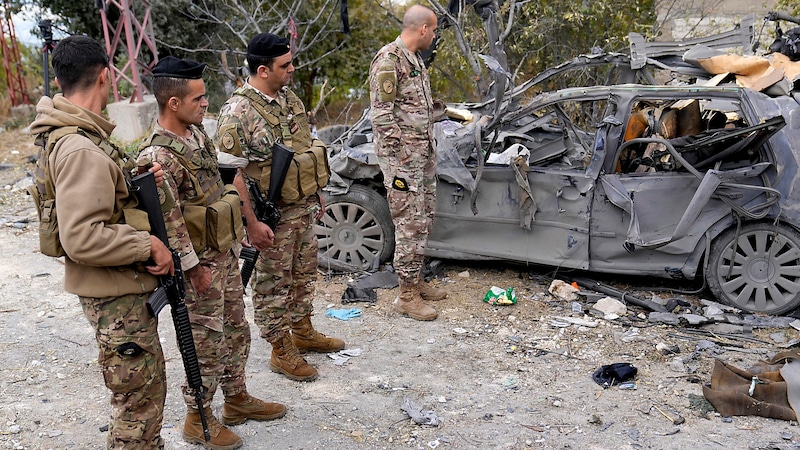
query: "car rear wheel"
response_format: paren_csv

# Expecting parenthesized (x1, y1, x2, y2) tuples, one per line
(316, 184, 395, 272)
(707, 222, 800, 315)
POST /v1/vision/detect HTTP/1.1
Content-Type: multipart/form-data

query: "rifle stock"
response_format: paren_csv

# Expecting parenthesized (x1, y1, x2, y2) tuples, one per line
(131, 171, 211, 443)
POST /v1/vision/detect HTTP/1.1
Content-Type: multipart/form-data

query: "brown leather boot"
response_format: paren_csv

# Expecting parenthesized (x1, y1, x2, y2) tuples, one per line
(418, 280, 448, 301)
(291, 315, 345, 353)
(183, 407, 243, 450)
(222, 391, 287, 425)
(269, 332, 318, 382)
(393, 284, 437, 321)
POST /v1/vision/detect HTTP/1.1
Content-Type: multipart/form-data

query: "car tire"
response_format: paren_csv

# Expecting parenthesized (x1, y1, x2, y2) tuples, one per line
(316, 184, 395, 272)
(707, 222, 800, 315)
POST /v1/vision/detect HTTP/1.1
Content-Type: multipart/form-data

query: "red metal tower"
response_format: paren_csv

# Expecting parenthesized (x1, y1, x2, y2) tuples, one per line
(0, 4, 30, 106)
(98, 0, 158, 103)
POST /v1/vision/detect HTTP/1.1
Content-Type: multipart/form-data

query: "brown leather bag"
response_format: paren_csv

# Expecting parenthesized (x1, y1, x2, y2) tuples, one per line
(702, 351, 800, 421)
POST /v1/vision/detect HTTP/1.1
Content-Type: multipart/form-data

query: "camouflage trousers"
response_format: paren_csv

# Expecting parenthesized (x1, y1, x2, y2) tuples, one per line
(252, 209, 316, 341)
(182, 250, 251, 407)
(79, 292, 166, 449)
(380, 151, 437, 285)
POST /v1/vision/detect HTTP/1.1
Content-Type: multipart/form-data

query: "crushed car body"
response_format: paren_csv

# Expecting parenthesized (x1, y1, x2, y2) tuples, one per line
(315, 13, 800, 316)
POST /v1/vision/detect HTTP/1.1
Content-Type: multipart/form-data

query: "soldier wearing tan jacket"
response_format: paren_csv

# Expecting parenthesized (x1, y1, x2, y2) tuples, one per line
(28, 36, 174, 448)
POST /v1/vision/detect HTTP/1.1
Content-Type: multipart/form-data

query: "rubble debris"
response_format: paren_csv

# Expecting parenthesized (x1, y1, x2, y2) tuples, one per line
(571, 277, 667, 313)
(594, 297, 627, 318)
(548, 279, 579, 301)
(400, 397, 442, 426)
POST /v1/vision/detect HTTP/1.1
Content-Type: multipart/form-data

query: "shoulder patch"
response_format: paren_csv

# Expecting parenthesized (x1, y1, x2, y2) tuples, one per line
(376, 69, 397, 103)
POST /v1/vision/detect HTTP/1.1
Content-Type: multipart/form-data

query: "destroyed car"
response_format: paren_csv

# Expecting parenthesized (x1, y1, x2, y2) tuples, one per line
(316, 83, 800, 316)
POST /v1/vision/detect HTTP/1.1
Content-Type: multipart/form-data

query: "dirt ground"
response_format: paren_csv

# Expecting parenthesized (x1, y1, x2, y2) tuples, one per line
(2, 126, 800, 450)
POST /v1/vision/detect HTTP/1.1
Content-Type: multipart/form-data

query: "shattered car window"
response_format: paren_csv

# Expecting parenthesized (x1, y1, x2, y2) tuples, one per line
(615, 96, 761, 174)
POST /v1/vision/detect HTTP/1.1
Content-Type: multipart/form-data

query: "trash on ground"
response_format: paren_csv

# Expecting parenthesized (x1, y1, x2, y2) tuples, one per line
(328, 348, 363, 366)
(341, 285, 377, 303)
(703, 351, 800, 421)
(592, 362, 638, 388)
(484, 286, 517, 305)
(400, 397, 441, 426)
(325, 308, 363, 321)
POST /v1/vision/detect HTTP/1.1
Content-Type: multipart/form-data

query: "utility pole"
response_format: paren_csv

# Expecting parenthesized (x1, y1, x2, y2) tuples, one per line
(0, 2, 30, 106)
(96, 0, 158, 103)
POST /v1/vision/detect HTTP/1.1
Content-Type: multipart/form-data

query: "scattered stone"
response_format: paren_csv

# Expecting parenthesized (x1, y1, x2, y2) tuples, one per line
(648, 312, 680, 325)
(678, 313, 709, 326)
(457, 270, 470, 278)
(594, 297, 627, 317)
(771, 332, 787, 344)
(548, 279, 579, 301)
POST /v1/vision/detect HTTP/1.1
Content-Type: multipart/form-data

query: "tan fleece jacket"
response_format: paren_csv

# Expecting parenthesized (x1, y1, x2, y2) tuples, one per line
(29, 95, 158, 297)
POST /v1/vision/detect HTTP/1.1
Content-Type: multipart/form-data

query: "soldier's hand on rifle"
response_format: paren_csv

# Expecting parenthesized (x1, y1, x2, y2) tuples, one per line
(147, 236, 175, 276)
(136, 161, 166, 187)
(186, 264, 212, 294)
(314, 192, 326, 222)
(247, 220, 275, 251)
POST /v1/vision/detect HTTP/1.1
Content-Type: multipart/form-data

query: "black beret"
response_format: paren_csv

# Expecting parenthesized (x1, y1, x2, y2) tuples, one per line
(152, 56, 206, 79)
(247, 33, 291, 58)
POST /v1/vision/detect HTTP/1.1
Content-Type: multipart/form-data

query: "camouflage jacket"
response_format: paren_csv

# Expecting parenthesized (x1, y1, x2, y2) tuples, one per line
(369, 36, 434, 161)
(138, 123, 227, 269)
(216, 83, 318, 220)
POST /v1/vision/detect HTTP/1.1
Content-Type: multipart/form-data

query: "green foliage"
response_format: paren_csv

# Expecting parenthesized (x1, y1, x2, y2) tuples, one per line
(27, 0, 657, 123)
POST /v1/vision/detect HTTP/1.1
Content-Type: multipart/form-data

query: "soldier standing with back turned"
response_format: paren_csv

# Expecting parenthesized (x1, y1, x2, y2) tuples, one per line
(369, 4, 448, 321)
(216, 33, 344, 382)
(28, 35, 174, 448)
(138, 56, 287, 450)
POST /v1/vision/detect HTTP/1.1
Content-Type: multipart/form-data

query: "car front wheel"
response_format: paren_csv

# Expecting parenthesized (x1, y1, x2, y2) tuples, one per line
(315, 184, 395, 272)
(707, 222, 800, 315)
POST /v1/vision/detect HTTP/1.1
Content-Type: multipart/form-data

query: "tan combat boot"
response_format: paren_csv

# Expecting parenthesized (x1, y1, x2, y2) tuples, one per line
(183, 407, 243, 450)
(269, 332, 318, 382)
(393, 283, 437, 321)
(418, 280, 448, 301)
(291, 315, 345, 353)
(222, 391, 287, 425)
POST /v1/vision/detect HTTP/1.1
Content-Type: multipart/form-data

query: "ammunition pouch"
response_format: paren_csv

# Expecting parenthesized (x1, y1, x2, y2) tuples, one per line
(254, 140, 330, 204)
(27, 184, 64, 257)
(182, 184, 244, 253)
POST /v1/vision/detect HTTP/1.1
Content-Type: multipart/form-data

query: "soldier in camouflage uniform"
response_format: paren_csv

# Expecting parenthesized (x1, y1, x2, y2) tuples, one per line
(28, 36, 175, 448)
(369, 4, 447, 321)
(137, 57, 287, 449)
(215, 33, 344, 383)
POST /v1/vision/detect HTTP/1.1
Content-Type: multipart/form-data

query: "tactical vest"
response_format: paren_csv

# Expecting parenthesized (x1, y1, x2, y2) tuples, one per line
(139, 132, 245, 253)
(228, 87, 330, 204)
(28, 127, 150, 258)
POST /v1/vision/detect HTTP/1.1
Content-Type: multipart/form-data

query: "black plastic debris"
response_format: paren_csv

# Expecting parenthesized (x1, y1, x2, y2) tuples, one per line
(592, 362, 638, 388)
(341, 286, 377, 303)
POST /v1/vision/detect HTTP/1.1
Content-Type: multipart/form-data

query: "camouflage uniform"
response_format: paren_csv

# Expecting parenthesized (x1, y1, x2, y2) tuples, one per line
(138, 123, 251, 407)
(80, 293, 166, 448)
(369, 37, 436, 285)
(216, 83, 319, 341)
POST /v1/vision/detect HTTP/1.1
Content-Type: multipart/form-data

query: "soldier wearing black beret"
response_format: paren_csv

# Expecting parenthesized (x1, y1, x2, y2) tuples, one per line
(152, 55, 207, 79)
(216, 34, 344, 384)
(138, 56, 288, 449)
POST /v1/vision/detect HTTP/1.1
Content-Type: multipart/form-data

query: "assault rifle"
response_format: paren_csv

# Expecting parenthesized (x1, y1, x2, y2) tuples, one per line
(131, 171, 210, 443)
(240, 142, 295, 287)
